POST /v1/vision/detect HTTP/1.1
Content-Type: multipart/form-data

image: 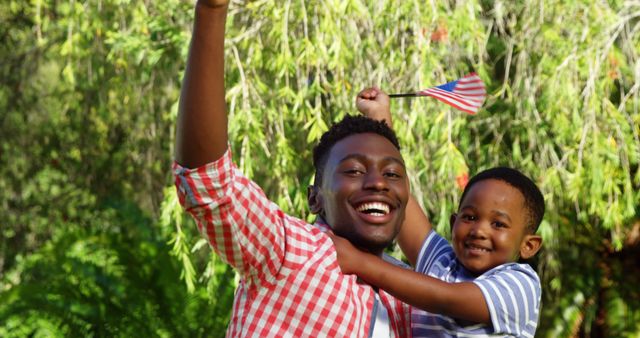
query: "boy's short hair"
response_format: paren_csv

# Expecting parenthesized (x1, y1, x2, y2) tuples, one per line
(459, 167, 545, 233)
(312, 115, 400, 186)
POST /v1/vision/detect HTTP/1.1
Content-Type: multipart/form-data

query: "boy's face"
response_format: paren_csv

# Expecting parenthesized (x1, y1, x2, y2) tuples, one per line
(450, 179, 541, 275)
(310, 133, 409, 255)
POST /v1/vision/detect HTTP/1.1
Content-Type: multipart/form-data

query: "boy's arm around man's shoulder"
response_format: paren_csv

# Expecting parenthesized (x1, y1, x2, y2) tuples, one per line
(355, 87, 433, 266)
(397, 196, 432, 266)
(332, 233, 491, 324)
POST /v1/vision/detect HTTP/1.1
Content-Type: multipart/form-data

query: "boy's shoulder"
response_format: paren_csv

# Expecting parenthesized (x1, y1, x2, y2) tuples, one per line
(382, 253, 411, 269)
(477, 261, 540, 282)
(415, 231, 458, 278)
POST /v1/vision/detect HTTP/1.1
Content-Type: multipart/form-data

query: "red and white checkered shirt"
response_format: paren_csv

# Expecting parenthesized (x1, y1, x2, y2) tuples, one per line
(174, 148, 411, 337)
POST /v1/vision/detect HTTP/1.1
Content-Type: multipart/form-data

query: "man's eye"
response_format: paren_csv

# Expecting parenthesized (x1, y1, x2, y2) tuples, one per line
(344, 169, 364, 175)
(461, 214, 476, 221)
(384, 171, 402, 179)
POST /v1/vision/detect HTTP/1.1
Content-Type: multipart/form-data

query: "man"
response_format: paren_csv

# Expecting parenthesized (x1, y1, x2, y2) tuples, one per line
(174, 1, 411, 336)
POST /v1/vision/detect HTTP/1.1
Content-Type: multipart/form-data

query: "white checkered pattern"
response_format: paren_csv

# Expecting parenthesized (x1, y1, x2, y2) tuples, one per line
(174, 148, 411, 337)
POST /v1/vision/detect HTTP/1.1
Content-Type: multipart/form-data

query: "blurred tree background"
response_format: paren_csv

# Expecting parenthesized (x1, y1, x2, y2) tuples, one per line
(1, 0, 638, 336)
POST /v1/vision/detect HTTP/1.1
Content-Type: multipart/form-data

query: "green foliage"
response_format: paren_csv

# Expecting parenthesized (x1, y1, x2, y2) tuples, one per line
(224, 1, 640, 335)
(1, 0, 232, 335)
(2, 0, 639, 336)
(0, 201, 229, 337)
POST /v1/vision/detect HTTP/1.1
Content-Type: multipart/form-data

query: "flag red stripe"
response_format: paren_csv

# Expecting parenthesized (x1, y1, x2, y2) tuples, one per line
(399, 73, 486, 114)
(421, 92, 483, 109)
(419, 89, 483, 113)
(457, 78, 483, 84)
(422, 93, 480, 113)
(422, 88, 485, 105)
(454, 85, 486, 91)
(428, 96, 478, 114)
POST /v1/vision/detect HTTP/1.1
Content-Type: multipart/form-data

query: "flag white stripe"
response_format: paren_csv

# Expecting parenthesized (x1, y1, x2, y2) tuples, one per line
(425, 96, 480, 113)
(453, 89, 486, 95)
(455, 84, 485, 91)
(409, 73, 486, 114)
(424, 94, 479, 113)
(456, 76, 482, 83)
(423, 88, 484, 106)
(455, 80, 484, 88)
(429, 87, 485, 101)
(424, 91, 479, 107)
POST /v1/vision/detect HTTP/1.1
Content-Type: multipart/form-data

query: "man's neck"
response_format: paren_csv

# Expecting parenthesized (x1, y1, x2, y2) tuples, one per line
(314, 217, 384, 257)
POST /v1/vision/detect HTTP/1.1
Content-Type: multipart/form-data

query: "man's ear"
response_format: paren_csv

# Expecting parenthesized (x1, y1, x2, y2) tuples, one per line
(307, 185, 323, 215)
(519, 234, 542, 259)
(449, 213, 457, 231)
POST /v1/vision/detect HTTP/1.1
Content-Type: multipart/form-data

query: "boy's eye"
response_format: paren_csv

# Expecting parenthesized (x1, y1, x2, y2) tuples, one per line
(461, 214, 476, 221)
(492, 221, 508, 228)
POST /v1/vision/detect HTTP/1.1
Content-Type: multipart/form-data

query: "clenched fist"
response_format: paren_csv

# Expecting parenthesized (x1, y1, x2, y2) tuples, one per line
(356, 87, 393, 127)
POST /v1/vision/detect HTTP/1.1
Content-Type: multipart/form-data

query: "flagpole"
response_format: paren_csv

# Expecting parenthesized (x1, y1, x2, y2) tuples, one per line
(388, 93, 419, 98)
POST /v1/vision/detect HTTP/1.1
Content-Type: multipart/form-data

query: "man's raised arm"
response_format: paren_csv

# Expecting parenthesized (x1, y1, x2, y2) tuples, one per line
(175, 0, 229, 168)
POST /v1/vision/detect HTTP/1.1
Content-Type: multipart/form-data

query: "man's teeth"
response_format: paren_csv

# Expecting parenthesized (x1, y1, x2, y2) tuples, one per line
(356, 202, 390, 216)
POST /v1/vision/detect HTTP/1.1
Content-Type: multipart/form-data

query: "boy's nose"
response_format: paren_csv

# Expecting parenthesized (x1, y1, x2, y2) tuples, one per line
(468, 222, 488, 239)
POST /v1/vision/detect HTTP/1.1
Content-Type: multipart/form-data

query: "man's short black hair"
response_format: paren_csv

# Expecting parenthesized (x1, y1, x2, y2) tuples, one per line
(312, 115, 400, 186)
(459, 167, 545, 233)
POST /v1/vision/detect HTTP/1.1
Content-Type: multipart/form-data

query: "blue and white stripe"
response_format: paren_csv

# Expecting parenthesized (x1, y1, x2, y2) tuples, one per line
(412, 231, 541, 337)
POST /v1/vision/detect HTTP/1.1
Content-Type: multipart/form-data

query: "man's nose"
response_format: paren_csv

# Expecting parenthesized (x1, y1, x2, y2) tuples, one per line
(363, 171, 388, 191)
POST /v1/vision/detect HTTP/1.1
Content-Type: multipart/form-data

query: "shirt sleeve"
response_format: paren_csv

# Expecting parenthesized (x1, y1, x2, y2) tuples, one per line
(473, 264, 541, 337)
(173, 148, 286, 288)
(415, 230, 454, 274)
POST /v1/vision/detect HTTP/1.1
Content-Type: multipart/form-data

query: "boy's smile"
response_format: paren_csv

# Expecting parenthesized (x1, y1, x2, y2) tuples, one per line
(315, 133, 409, 255)
(451, 179, 531, 275)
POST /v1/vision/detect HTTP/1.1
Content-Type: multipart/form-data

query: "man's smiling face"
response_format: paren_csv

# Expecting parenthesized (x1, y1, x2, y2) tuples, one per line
(315, 133, 409, 255)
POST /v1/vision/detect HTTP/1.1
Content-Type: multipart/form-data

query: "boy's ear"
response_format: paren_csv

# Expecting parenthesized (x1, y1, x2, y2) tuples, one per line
(307, 185, 323, 215)
(519, 234, 542, 259)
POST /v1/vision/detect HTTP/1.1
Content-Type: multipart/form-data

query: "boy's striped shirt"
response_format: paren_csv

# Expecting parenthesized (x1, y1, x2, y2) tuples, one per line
(412, 231, 541, 337)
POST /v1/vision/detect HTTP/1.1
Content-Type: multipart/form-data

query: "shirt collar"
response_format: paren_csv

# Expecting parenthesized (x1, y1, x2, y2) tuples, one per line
(313, 219, 332, 233)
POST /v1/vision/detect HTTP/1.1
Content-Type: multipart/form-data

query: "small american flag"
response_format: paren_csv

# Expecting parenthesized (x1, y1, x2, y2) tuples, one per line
(390, 73, 486, 114)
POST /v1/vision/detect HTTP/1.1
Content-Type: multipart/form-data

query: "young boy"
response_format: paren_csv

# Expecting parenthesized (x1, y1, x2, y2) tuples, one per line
(330, 87, 544, 337)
